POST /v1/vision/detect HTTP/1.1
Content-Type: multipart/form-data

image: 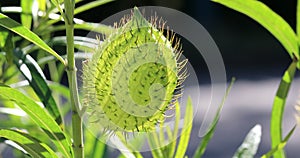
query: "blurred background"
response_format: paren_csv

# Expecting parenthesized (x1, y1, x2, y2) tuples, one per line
(1, 0, 300, 157)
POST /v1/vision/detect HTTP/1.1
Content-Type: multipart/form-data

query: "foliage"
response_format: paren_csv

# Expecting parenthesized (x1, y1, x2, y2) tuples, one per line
(212, 0, 300, 157)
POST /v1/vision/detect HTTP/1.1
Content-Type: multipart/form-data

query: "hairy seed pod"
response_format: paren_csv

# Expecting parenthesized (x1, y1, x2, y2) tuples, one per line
(82, 7, 187, 133)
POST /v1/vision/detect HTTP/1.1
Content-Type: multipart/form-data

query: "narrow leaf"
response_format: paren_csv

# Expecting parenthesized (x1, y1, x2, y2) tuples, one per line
(212, 0, 299, 59)
(21, 0, 33, 29)
(13, 50, 62, 125)
(84, 130, 106, 158)
(0, 129, 58, 158)
(233, 124, 262, 158)
(193, 78, 235, 158)
(174, 97, 193, 158)
(270, 61, 297, 158)
(0, 86, 72, 157)
(0, 13, 65, 65)
(74, 0, 115, 15)
(147, 132, 164, 158)
(262, 125, 296, 158)
(168, 100, 181, 158)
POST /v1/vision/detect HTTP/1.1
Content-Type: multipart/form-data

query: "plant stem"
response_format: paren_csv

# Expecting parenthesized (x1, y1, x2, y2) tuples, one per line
(64, 0, 84, 158)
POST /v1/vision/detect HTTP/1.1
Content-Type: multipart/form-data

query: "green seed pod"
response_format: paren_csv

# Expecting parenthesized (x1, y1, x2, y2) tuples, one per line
(82, 7, 187, 133)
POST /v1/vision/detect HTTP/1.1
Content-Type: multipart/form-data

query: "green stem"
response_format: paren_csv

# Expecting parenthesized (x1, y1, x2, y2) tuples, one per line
(64, 0, 84, 158)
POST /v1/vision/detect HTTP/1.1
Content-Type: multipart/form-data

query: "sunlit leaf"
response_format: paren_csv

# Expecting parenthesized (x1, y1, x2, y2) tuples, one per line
(262, 126, 296, 158)
(0, 129, 58, 158)
(193, 78, 235, 158)
(13, 50, 62, 125)
(0, 86, 73, 157)
(174, 97, 193, 158)
(74, 0, 115, 15)
(212, 0, 299, 59)
(0, 13, 65, 65)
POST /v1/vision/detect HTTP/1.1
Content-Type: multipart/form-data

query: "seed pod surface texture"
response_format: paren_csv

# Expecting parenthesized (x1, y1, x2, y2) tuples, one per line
(82, 7, 186, 133)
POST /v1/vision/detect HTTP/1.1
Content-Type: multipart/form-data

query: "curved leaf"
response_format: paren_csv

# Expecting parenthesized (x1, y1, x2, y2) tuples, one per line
(0, 13, 65, 65)
(212, 0, 299, 59)
(74, 0, 116, 15)
(262, 126, 296, 158)
(13, 50, 62, 125)
(193, 78, 235, 158)
(0, 86, 72, 157)
(174, 97, 193, 158)
(0, 129, 58, 158)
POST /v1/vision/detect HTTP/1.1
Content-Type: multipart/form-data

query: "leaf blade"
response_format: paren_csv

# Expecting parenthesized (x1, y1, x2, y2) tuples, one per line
(262, 126, 296, 158)
(0, 13, 65, 65)
(74, 0, 116, 15)
(0, 129, 58, 158)
(0, 86, 72, 157)
(174, 97, 193, 158)
(193, 78, 235, 158)
(212, 0, 299, 59)
(13, 50, 62, 125)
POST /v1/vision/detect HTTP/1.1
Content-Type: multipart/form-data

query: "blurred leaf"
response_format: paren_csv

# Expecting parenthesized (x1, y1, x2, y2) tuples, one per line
(212, 0, 299, 59)
(13, 50, 62, 125)
(168, 100, 181, 157)
(43, 22, 115, 35)
(147, 131, 164, 158)
(174, 97, 193, 158)
(0, 13, 65, 65)
(21, 0, 34, 29)
(0, 26, 14, 64)
(84, 130, 106, 158)
(0, 129, 58, 158)
(74, 0, 115, 15)
(233, 124, 262, 158)
(0, 86, 73, 157)
(50, 0, 66, 20)
(262, 125, 296, 158)
(193, 78, 235, 158)
(271, 61, 296, 158)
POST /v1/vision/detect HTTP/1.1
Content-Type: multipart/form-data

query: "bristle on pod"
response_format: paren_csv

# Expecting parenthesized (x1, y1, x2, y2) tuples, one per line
(82, 7, 187, 134)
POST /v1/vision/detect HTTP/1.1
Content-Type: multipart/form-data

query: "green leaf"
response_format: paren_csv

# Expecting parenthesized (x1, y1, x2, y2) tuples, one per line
(233, 124, 262, 158)
(262, 126, 296, 158)
(270, 61, 297, 158)
(0, 13, 65, 65)
(168, 100, 181, 158)
(74, 0, 115, 15)
(84, 130, 106, 158)
(174, 97, 193, 158)
(193, 78, 235, 158)
(21, 0, 34, 29)
(212, 0, 299, 59)
(0, 129, 58, 158)
(13, 50, 62, 125)
(147, 131, 164, 158)
(0, 26, 14, 64)
(0, 86, 73, 157)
